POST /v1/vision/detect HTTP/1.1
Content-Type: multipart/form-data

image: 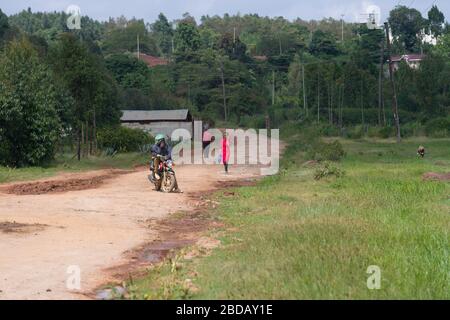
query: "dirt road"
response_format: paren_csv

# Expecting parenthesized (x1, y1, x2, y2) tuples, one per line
(0, 164, 261, 300)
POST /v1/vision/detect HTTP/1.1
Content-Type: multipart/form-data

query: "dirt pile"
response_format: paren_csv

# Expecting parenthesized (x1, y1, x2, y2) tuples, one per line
(3, 170, 132, 195)
(422, 172, 450, 182)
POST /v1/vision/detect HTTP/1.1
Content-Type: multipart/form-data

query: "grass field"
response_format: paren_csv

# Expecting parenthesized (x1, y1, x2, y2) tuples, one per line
(128, 137, 450, 299)
(0, 152, 149, 183)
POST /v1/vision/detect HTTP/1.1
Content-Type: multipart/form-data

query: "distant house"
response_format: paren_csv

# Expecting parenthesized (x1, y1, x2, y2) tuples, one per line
(391, 54, 426, 71)
(253, 55, 268, 62)
(138, 53, 169, 68)
(120, 109, 193, 138)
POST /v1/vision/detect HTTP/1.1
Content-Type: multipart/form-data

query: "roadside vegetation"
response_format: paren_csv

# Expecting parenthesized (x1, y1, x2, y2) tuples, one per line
(127, 134, 449, 299)
(1, 5, 449, 169)
(0, 152, 149, 184)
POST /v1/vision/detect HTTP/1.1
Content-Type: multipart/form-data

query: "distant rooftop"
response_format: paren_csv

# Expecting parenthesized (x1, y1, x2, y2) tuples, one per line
(121, 109, 191, 122)
(138, 53, 169, 67)
(391, 54, 426, 62)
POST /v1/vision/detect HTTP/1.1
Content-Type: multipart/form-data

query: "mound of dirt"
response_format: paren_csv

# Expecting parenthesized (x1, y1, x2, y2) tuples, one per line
(4, 170, 131, 195)
(422, 172, 450, 182)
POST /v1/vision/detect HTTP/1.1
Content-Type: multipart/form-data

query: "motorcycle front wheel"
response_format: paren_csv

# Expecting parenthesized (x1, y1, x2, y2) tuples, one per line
(161, 172, 176, 193)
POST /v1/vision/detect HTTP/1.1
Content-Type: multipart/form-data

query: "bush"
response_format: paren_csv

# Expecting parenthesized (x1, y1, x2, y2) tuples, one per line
(344, 125, 365, 139)
(239, 114, 266, 128)
(307, 140, 345, 162)
(425, 117, 450, 137)
(377, 126, 394, 139)
(317, 124, 340, 137)
(401, 122, 424, 138)
(314, 162, 345, 180)
(97, 126, 153, 153)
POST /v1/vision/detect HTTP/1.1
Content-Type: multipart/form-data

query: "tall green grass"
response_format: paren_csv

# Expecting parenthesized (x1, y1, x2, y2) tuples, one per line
(130, 138, 449, 299)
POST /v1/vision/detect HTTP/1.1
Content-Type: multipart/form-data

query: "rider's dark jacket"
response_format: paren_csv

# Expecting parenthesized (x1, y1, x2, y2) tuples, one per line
(151, 143, 172, 160)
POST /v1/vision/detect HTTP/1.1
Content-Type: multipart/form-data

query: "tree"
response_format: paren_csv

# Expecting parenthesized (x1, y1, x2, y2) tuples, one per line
(0, 8, 9, 39)
(103, 19, 159, 56)
(434, 31, 450, 61)
(50, 33, 101, 159)
(174, 16, 201, 54)
(388, 6, 425, 53)
(0, 39, 61, 166)
(309, 30, 339, 57)
(428, 5, 445, 38)
(219, 32, 248, 61)
(151, 13, 173, 56)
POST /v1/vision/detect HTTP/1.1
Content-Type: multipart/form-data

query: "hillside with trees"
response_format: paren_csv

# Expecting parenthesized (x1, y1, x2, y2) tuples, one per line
(0, 5, 449, 166)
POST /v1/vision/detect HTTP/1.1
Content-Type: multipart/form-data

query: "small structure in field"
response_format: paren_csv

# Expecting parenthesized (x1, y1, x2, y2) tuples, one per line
(120, 109, 194, 138)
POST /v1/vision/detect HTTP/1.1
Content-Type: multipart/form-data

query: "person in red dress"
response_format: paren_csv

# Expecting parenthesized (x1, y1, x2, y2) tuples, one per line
(221, 132, 230, 173)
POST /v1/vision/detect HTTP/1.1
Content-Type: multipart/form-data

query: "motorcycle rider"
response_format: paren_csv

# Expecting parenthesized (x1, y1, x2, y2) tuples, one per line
(150, 133, 172, 180)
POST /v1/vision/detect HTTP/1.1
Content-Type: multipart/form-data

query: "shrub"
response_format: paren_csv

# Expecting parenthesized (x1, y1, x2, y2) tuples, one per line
(377, 126, 394, 139)
(307, 140, 345, 162)
(314, 162, 345, 180)
(401, 122, 424, 138)
(318, 124, 340, 137)
(425, 117, 450, 137)
(97, 126, 153, 153)
(345, 125, 364, 139)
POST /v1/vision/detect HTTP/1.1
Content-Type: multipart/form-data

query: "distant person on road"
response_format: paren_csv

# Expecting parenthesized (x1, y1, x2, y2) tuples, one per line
(221, 132, 230, 174)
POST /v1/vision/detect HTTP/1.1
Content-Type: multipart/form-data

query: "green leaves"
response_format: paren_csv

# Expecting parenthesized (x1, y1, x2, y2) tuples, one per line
(0, 39, 61, 166)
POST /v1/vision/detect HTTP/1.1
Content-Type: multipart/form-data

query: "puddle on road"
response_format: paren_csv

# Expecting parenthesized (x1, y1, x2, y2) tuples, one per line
(138, 240, 194, 263)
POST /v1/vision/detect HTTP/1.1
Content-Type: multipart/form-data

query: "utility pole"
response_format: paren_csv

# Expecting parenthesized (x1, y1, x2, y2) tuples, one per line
(279, 37, 282, 55)
(378, 36, 385, 126)
(272, 70, 275, 105)
(360, 77, 365, 127)
(328, 83, 332, 124)
(137, 34, 140, 59)
(384, 22, 401, 143)
(317, 69, 320, 123)
(233, 27, 236, 54)
(302, 64, 307, 115)
(341, 14, 345, 42)
(339, 82, 344, 131)
(219, 58, 227, 122)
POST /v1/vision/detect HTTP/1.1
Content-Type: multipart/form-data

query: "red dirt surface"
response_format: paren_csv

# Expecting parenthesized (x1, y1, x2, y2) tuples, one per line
(0, 164, 262, 300)
(3, 169, 132, 195)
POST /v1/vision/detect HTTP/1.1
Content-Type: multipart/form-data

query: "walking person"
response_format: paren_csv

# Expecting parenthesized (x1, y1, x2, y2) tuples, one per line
(221, 131, 230, 174)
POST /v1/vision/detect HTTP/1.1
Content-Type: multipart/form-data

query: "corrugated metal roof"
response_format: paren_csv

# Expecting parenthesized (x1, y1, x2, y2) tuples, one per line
(121, 109, 190, 122)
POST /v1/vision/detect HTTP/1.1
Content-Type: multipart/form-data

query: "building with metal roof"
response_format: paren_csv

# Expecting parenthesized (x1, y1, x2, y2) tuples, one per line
(120, 109, 193, 139)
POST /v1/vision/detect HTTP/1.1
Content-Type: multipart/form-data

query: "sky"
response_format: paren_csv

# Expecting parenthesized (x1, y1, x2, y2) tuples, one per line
(0, 0, 448, 24)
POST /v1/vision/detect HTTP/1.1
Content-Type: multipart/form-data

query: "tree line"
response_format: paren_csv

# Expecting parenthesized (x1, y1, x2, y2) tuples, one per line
(0, 5, 449, 166)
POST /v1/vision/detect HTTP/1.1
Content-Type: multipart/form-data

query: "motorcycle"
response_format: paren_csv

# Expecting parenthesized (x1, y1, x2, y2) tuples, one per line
(148, 155, 178, 192)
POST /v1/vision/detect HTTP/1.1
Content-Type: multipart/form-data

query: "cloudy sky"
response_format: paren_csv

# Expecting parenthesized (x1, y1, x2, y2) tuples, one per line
(1, 0, 448, 23)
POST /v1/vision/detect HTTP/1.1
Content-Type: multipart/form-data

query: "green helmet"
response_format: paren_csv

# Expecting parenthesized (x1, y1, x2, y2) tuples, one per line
(155, 133, 165, 144)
